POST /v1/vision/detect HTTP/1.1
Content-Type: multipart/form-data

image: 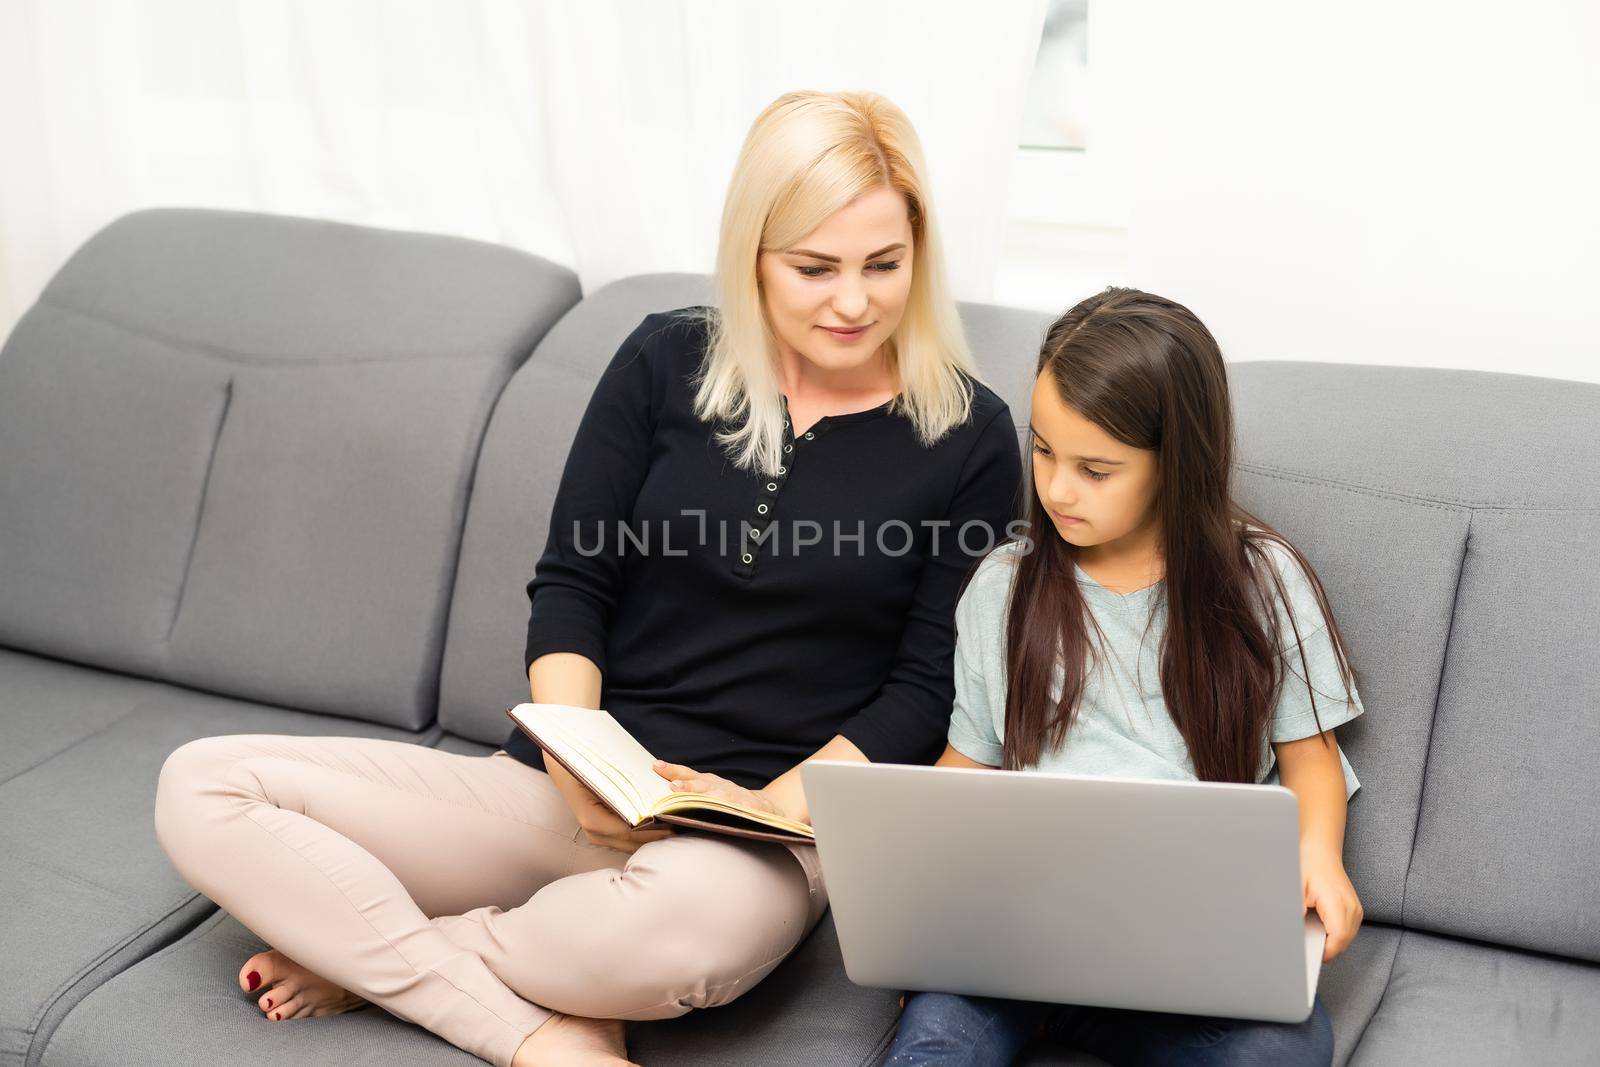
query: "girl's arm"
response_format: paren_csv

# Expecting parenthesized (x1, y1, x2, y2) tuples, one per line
(1274, 730, 1365, 961)
(936, 742, 997, 769)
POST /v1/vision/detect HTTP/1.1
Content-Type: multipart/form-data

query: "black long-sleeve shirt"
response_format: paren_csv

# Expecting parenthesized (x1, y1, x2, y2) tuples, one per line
(503, 307, 1023, 789)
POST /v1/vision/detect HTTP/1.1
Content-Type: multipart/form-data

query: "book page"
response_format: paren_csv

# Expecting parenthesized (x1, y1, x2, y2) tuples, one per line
(509, 704, 672, 820)
(544, 717, 661, 817)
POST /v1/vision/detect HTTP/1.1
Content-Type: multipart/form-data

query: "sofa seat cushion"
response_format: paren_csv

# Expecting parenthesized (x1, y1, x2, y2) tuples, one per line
(0, 648, 167, 784)
(1348, 927, 1600, 1066)
(1, 678, 431, 1066)
(41, 909, 486, 1067)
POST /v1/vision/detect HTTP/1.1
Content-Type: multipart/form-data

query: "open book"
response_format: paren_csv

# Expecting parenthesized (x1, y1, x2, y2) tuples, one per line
(504, 703, 815, 845)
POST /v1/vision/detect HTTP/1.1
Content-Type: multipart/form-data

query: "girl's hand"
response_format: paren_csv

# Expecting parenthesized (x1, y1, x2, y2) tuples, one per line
(653, 760, 781, 816)
(1302, 846, 1364, 961)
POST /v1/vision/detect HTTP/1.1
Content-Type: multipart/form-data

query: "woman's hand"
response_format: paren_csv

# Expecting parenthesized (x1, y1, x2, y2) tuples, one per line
(1302, 845, 1364, 961)
(544, 757, 675, 854)
(652, 760, 783, 816)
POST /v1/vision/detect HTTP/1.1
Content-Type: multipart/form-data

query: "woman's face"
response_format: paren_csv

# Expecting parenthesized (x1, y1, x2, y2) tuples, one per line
(1029, 370, 1160, 552)
(756, 184, 914, 378)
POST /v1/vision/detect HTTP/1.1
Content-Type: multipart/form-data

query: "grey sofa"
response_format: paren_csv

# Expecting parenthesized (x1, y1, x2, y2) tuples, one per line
(1, 207, 1595, 1067)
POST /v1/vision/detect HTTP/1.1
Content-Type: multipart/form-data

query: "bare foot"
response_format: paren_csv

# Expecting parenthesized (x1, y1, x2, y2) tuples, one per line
(239, 948, 368, 1022)
(511, 1012, 639, 1066)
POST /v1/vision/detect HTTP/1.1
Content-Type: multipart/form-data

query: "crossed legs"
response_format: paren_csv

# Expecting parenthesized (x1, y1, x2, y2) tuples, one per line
(153, 735, 826, 1067)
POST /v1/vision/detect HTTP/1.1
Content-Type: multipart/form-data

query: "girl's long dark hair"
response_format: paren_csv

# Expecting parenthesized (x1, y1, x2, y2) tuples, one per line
(998, 287, 1361, 780)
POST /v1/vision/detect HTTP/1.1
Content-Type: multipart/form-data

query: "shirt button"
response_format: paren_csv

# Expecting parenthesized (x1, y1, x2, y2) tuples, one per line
(778, 465, 786, 475)
(757, 503, 769, 514)
(741, 552, 753, 564)
(766, 481, 777, 491)
(804, 431, 815, 440)
(784, 444, 792, 453)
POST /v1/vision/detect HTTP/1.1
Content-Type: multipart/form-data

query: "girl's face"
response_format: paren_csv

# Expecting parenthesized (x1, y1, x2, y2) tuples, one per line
(1029, 370, 1161, 552)
(756, 184, 914, 379)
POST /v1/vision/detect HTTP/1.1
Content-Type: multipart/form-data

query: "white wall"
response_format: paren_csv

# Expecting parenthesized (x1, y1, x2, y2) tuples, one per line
(999, 0, 1600, 385)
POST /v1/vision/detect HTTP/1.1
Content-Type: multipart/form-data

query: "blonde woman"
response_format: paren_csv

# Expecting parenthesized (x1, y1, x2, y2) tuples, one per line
(154, 89, 1022, 1067)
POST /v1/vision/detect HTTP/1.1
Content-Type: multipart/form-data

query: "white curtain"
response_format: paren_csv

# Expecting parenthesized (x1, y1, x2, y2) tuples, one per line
(0, 0, 1046, 339)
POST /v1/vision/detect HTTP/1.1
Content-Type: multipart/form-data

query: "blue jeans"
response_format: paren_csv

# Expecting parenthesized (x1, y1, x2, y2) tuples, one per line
(883, 990, 1334, 1067)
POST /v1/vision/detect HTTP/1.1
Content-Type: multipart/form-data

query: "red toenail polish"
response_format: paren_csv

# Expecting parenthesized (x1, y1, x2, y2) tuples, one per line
(266, 998, 273, 1008)
(273, 1012, 280, 1020)
(247, 971, 261, 991)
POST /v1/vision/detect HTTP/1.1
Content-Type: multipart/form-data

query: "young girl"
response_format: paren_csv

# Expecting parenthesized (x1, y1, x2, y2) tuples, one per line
(882, 287, 1365, 1067)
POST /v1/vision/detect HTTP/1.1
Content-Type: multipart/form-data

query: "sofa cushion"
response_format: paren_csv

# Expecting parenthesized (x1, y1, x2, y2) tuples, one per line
(40, 909, 487, 1067)
(1227, 360, 1600, 958)
(1, 677, 432, 1067)
(0, 207, 580, 729)
(1229, 364, 1600, 961)
(1405, 508, 1600, 961)
(0, 649, 166, 784)
(1312, 921, 1403, 1067)
(0, 316, 231, 678)
(1349, 927, 1600, 1065)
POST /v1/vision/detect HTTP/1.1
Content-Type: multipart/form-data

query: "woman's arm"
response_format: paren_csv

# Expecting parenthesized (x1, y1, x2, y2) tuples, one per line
(1274, 730, 1363, 961)
(528, 651, 602, 710)
(529, 652, 675, 852)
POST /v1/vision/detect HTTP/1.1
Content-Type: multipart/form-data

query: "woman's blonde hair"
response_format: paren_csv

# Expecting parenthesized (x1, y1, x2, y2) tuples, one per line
(688, 89, 978, 476)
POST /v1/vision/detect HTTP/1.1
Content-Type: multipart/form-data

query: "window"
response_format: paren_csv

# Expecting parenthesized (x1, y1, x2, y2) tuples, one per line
(1011, 0, 1126, 229)
(997, 0, 1131, 311)
(1020, 0, 1088, 151)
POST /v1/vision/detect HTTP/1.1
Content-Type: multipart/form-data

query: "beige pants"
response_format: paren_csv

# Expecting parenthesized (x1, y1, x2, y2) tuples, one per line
(153, 733, 829, 1067)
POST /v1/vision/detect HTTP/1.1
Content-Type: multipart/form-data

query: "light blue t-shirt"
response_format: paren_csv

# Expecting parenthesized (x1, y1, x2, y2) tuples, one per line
(947, 536, 1363, 798)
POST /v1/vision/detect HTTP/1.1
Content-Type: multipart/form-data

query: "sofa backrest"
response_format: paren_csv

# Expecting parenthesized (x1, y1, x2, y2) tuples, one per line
(0, 208, 580, 729)
(1230, 362, 1600, 960)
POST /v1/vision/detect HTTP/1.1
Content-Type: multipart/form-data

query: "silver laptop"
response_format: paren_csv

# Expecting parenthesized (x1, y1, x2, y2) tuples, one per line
(800, 760, 1327, 1024)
